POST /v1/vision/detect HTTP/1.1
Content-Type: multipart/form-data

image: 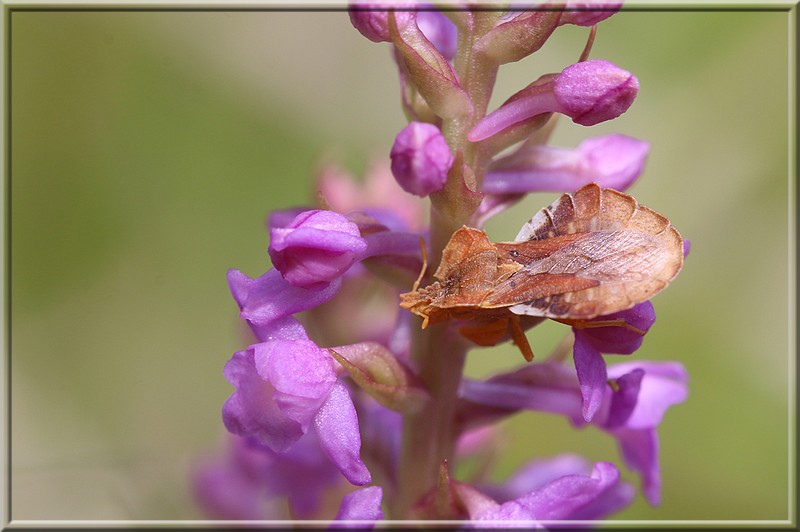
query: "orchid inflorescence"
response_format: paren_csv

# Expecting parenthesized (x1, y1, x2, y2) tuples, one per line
(194, 3, 689, 526)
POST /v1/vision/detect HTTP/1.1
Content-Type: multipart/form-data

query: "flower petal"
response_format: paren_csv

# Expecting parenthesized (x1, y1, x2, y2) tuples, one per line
(604, 368, 645, 429)
(390, 122, 453, 197)
(483, 454, 592, 503)
(553, 59, 639, 126)
(334, 486, 384, 521)
(254, 340, 337, 426)
(607, 361, 689, 429)
(573, 334, 608, 422)
(314, 381, 372, 486)
(520, 461, 622, 521)
(269, 210, 367, 290)
(221, 349, 304, 451)
(575, 301, 656, 355)
(614, 428, 661, 505)
(233, 268, 342, 327)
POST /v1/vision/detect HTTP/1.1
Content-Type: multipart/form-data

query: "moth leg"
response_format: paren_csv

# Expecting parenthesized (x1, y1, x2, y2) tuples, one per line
(555, 317, 646, 336)
(412, 236, 428, 292)
(509, 314, 534, 362)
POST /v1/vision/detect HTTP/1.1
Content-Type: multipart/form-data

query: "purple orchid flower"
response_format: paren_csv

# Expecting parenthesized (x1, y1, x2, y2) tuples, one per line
(221, 338, 372, 486)
(459, 358, 688, 506)
(203, 2, 688, 522)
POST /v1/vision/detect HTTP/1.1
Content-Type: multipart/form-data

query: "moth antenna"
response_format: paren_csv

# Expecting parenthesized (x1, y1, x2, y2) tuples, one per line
(510, 315, 534, 362)
(412, 236, 428, 292)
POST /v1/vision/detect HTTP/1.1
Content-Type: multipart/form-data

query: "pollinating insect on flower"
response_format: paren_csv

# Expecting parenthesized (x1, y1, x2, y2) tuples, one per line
(195, 3, 689, 525)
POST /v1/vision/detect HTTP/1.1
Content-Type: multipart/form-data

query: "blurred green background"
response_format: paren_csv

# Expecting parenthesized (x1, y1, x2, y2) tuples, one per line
(8, 9, 792, 522)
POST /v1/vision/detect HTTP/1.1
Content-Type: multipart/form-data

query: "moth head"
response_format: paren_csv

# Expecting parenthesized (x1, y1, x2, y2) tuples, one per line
(399, 283, 444, 328)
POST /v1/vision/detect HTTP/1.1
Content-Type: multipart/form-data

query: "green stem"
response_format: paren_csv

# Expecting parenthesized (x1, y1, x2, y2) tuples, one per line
(391, 13, 501, 520)
(392, 324, 467, 518)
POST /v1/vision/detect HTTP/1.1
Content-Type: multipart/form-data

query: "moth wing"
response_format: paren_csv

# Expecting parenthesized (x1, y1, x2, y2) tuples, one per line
(431, 226, 521, 308)
(495, 184, 683, 319)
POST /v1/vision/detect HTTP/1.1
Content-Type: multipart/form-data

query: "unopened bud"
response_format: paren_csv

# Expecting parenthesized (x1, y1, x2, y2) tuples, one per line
(268, 210, 367, 290)
(348, 3, 415, 42)
(553, 59, 639, 126)
(390, 121, 454, 196)
(469, 60, 638, 142)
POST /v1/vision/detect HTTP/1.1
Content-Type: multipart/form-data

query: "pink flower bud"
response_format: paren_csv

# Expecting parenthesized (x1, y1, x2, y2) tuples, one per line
(558, 1, 623, 27)
(469, 60, 638, 142)
(390, 121, 454, 197)
(348, 3, 415, 42)
(268, 210, 367, 290)
(553, 59, 639, 126)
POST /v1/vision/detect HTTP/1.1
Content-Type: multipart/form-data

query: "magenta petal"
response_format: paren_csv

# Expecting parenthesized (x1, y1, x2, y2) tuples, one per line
(227, 268, 253, 310)
(607, 361, 688, 429)
(554, 60, 639, 126)
(604, 369, 644, 429)
(334, 486, 384, 521)
(522, 461, 621, 521)
(488, 454, 593, 503)
(227, 270, 309, 342)
(576, 301, 656, 355)
(614, 428, 661, 506)
(476, 499, 537, 522)
(221, 350, 304, 451)
(416, 9, 457, 60)
(314, 382, 372, 486)
(269, 210, 367, 290)
(567, 476, 635, 520)
(458, 362, 583, 420)
(577, 134, 649, 191)
(558, 2, 622, 27)
(254, 340, 336, 427)
(267, 207, 307, 231)
(390, 122, 453, 197)
(234, 268, 342, 327)
(483, 134, 648, 195)
(573, 334, 608, 422)
(361, 230, 424, 259)
(468, 91, 559, 142)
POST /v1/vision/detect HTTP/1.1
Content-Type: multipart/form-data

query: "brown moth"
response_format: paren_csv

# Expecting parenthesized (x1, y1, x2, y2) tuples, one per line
(399, 183, 684, 361)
